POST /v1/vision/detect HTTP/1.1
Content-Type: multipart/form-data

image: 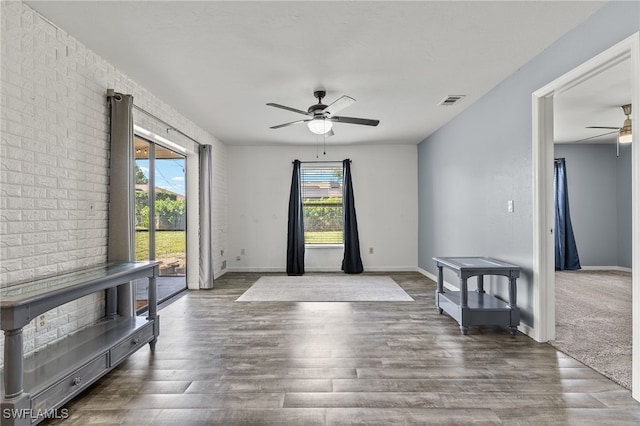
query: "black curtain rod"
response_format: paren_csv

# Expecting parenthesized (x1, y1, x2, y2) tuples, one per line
(132, 104, 201, 146)
(292, 159, 351, 164)
(106, 89, 201, 146)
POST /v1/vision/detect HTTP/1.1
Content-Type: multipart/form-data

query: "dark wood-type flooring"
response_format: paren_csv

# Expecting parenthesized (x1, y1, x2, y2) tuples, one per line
(44, 272, 640, 425)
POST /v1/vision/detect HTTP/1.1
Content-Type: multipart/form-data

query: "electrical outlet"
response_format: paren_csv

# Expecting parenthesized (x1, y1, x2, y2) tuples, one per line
(241, 248, 245, 255)
(507, 200, 514, 213)
(36, 314, 46, 331)
(369, 247, 374, 254)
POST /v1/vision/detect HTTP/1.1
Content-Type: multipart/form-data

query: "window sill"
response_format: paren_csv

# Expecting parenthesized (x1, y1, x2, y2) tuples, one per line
(305, 244, 344, 249)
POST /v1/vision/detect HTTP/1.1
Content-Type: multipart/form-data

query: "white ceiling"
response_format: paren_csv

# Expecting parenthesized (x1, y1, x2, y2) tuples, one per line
(555, 58, 632, 144)
(26, 1, 610, 146)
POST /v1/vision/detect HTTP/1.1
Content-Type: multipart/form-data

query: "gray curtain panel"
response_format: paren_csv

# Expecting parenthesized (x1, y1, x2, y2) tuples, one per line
(199, 144, 214, 289)
(107, 91, 136, 317)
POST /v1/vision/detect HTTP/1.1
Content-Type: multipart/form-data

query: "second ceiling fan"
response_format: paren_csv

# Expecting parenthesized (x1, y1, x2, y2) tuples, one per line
(583, 104, 632, 156)
(267, 90, 380, 135)
(586, 103, 632, 141)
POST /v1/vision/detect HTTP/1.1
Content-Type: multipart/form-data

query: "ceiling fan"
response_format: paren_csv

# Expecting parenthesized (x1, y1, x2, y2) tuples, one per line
(267, 90, 380, 135)
(582, 104, 632, 155)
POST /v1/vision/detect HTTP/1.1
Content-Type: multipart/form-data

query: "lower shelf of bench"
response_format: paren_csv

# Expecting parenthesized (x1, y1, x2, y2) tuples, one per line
(436, 290, 520, 332)
(1, 316, 154, 423)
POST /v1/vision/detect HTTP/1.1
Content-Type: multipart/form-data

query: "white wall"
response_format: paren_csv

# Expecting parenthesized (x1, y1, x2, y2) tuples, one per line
(0, 1, 228, 364)
(228, 144, 418, 272)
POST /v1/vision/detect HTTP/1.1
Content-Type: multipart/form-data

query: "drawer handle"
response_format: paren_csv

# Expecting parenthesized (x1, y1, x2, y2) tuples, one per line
(72, 377, 82, 386)
(132, 337, 140, 345)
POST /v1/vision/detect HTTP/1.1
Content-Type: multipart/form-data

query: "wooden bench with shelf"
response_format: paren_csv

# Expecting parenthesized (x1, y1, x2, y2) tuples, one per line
(433, 256, 520, 335)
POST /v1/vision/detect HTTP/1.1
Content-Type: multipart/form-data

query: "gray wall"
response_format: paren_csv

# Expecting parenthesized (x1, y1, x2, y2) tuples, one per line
(554, 143, 631, 268)
(417, 1, 639, 328)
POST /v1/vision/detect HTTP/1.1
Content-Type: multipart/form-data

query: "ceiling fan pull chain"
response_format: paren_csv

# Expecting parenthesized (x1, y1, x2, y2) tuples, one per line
(323, 131, 327, 156)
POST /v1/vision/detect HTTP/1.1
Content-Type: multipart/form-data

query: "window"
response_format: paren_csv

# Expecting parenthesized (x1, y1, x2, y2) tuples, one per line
(134, 135, 187, 311)
(300, 162, 343, 244)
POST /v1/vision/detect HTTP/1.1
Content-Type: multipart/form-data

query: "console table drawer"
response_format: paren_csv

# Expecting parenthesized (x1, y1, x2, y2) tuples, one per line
(110, 322, 154, 366)
(31, 353, 108, 413)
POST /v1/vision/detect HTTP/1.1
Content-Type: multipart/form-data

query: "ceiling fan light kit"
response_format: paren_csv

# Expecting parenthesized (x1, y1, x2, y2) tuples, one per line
(618, 103, 632, 144)
(307, 117, 333, 135)
(267, 90, 380, 136)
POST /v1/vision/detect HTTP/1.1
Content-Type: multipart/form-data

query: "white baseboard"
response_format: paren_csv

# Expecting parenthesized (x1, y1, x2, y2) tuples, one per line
(227, 266, 421, 273)
(227, 267, 284, 273)
(416, 267, 435, 281)
(417, 267, 458, 291)
(517, 323, 535, 339)
(578, 266, 632, 272)
(214, 269, 228, 279)
(364, 266, 419, 272)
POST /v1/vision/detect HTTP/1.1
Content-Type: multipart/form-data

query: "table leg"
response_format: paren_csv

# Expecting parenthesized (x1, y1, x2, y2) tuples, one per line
(460, 277, 469, 335)
(3, 329, 24, 399)
(1, 328, 31, 426)
(436, 265, 444, 314)
(147, 272, 159, 351)
(105, 287, 117, 319)
(460, 277, 468, 308)
(477, 275, 485, 293)
(508, 276, 517, 308)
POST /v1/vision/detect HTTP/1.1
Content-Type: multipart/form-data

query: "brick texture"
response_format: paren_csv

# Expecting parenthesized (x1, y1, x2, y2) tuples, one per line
(0, 2, 228, 366)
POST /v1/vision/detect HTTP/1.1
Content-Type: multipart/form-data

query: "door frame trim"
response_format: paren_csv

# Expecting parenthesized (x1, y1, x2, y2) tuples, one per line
(531, 32, 640, 399)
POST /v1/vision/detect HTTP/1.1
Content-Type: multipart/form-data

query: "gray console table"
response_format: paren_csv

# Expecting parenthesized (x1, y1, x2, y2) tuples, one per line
(0, 261, 160, 426)
(433, 257, 520, 335)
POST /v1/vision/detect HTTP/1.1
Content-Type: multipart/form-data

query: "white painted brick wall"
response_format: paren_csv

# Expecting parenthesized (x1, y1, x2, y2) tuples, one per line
(0, 1, 228, 366)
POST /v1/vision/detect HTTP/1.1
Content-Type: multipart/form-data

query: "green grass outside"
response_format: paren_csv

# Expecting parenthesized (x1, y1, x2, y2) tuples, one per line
(304, 231, 343, 245)
(136, 230, 340, 259)
(135, 230, 186, 260)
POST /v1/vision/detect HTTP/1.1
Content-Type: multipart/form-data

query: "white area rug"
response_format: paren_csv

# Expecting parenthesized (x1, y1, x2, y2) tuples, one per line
(236, 275, 415, 302)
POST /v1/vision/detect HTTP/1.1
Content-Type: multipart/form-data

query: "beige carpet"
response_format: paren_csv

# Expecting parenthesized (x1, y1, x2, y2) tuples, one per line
(236, 275, 415, 302)
(550, 270, 632, 389)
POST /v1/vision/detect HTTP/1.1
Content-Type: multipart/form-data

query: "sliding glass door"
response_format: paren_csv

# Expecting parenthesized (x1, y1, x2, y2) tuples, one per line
(134, 136, 187, 311)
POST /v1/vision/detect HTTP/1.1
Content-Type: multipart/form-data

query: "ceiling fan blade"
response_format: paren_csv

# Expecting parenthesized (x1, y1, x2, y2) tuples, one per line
(269, 119, 310, 129)
(266, 103, 311, 116)
(586, 126, 619, 129)
(323, 95, 356, 116)
(330, 116, 380, 126)
(574, 130, 619, 143)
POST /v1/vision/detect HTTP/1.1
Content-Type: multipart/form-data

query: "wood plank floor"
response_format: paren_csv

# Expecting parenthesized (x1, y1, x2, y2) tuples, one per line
(44, 272, 640, 425)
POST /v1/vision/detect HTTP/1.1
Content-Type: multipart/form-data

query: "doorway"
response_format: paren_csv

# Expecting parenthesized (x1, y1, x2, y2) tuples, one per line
(532, 33, 640, 398)
(552, 140, 632, 389)
(134, 135, 188, 310)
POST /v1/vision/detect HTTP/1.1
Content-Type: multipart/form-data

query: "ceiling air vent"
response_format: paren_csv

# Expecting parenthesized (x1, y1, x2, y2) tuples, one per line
(438, 95, 466, 106)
